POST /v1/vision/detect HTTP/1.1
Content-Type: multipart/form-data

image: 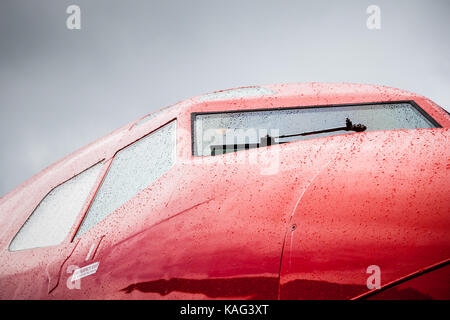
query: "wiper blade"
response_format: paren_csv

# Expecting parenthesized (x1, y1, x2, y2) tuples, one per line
(209, 118, 366, 155)
(274, 118, 367, 139)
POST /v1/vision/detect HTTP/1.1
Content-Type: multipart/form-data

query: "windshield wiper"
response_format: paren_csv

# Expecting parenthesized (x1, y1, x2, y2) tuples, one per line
(209, 118, 366, 155)
(273, 118, 367, 139)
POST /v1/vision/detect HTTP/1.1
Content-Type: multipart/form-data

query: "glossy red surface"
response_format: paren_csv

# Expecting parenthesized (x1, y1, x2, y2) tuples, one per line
(0, 83, 449, 299)
(367, 263, 450, 300)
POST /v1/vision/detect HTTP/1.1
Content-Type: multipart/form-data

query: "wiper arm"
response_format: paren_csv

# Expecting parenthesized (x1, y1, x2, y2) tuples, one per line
(274, 118, 367, 139)
(209, 118, 366, 155)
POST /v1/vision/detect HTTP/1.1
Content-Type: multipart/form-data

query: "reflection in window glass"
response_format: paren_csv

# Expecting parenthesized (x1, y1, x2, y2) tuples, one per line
(74, 120, 177, 239)
(9, 162, 103, 251)
(193, 103, 436, 156)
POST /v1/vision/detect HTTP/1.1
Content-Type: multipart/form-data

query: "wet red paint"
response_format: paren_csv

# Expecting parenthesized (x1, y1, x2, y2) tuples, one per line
(0, 83, 449, 299)
(368, 264, 450, 300)
(121, 277, 279, 299)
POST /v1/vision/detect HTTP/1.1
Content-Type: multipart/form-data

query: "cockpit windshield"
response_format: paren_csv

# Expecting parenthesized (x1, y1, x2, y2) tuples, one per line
(192, 102, 438, 156)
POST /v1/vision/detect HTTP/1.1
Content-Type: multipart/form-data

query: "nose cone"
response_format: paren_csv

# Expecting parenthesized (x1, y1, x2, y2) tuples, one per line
(279, 128, 450, 299)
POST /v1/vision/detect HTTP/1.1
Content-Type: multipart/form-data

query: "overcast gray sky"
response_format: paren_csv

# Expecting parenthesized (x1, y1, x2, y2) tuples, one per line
(1, 0, 449, 197)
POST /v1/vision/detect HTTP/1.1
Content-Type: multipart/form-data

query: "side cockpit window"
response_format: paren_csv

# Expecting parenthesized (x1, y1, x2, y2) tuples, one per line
(9, 162, 103, 251)
(193, 102, 438, 156)
(74, 120, 177, 239)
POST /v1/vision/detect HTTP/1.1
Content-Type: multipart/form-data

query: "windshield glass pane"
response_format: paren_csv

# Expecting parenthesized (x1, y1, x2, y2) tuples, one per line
(74, 120, 177, 239)
(193, 103, 436, 156)
(9, 162, 103, 251)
